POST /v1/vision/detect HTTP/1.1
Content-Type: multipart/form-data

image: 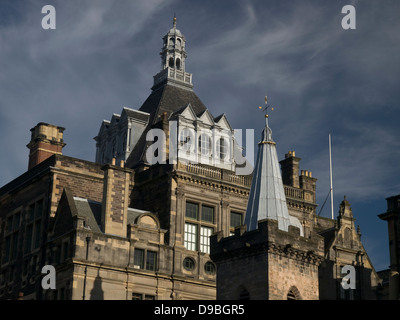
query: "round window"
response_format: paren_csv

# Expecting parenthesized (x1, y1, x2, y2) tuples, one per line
(204, 261, 216, 275)
(179, 128, 194, 152)
(183, 257, 195, 271)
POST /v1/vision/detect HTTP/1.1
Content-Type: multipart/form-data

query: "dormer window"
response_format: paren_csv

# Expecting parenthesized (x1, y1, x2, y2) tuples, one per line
(179, 128, 194, 152)
(217, 137, 228, 160)
(199, 134, 211, 156)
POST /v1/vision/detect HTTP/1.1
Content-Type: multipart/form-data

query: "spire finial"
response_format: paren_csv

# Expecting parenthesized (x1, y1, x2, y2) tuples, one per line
(173, 14, 177, 28)
(258, 95, 274, 127)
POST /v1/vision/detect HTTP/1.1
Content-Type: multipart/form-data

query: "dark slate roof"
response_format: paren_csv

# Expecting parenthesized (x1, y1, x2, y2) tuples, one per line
(125, 84, 208, 167)
(73, 198, 154, 232)
(213, 114, 225, 123)
(139, 84, 207, 125)
(127, 208, 153, 225)
(73, 197, 102, 233)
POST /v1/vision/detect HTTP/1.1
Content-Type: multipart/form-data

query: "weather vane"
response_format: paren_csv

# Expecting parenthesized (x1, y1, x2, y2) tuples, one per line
(258, 95, 275, 117)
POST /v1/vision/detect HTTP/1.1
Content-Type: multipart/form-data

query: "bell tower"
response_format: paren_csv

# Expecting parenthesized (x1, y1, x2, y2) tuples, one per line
(161, 16, 187, 71)
(153, 16, 193, 91)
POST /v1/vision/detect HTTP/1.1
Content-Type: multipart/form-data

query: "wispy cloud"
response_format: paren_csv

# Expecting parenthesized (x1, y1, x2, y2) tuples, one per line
(0, 0, 398, 270)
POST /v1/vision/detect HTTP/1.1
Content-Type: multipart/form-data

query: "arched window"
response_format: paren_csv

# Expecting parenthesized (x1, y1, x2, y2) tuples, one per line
(217, 137, 228, 160)
(179, 128, 194, 152)
(344, 227, 351, 243)
(176, 58, 181, 70)
(169, 57, 174, 68)
(287, 291, 297, 300)
(198, 134, 211, 156)
(239, 288, 250, 300)
(176, 38, 182, 46)
(287, 286, 301, 300)
(169, 37, 175, 46)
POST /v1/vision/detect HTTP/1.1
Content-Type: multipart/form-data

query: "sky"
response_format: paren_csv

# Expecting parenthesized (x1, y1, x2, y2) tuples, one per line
(0, 0, 399, 272)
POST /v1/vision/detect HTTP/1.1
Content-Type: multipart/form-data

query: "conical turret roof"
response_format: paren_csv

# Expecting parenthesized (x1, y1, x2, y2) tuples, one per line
(244, 110, 303, 236)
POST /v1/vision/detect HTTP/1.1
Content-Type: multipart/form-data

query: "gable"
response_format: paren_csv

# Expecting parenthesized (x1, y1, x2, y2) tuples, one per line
(97, 120, 110, 137)
(51, 188, 77, 237)
(215, 113, 233, 131)
(198, 109, 214, 126)
(110, 113, 121, 126)
(180, 104, 197, 120)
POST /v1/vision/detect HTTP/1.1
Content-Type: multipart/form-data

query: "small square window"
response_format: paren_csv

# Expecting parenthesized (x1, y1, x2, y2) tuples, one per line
(230, 212, 242, 228)
(186, 202, 198, 220)
(201, 206, 214, 223)
(132, 293, 142, 300)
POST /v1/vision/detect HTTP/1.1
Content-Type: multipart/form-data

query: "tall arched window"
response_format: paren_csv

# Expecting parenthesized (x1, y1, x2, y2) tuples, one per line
(169, 57, 174, 68)
(217, 137, 228, 160)
(198, 134, 211, 156)
(176, 58, 181, 70)
(179, 128, 194, 152)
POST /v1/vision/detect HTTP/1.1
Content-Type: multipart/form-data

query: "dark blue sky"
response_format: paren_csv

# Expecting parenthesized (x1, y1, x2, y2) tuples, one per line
(0, 0, 399, 271)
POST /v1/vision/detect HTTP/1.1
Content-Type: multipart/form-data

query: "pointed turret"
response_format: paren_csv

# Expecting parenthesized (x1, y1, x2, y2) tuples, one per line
(244, 101, 303, 236)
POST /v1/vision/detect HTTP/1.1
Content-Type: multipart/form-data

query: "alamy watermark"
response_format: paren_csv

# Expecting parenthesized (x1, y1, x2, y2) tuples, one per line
(341, 265, 356, 290)
(41, 265, 56, 290)
(41, 4, 357, 31)
(40, 264, 357, 291)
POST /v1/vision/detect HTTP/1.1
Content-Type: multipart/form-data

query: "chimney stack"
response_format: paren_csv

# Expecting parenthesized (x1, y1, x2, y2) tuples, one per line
(101, 160, 133, 237)
(279, 151, 301, 188)
(27, 123, 66, 170)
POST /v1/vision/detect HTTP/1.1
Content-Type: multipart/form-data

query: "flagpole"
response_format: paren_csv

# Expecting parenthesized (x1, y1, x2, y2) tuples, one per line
(329, 133, 334, 220)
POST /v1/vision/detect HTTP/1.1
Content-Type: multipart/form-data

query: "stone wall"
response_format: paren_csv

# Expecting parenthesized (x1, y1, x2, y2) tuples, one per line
(210, 219, 324, 300)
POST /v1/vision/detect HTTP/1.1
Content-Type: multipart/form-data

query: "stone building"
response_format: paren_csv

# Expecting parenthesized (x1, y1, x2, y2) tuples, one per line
(210, 113, 325, 300)
(0, 17, 250, 300)
(210, 111, 382, 300)
(378, 194, 400, 300)
(0, 17, 382, 300)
